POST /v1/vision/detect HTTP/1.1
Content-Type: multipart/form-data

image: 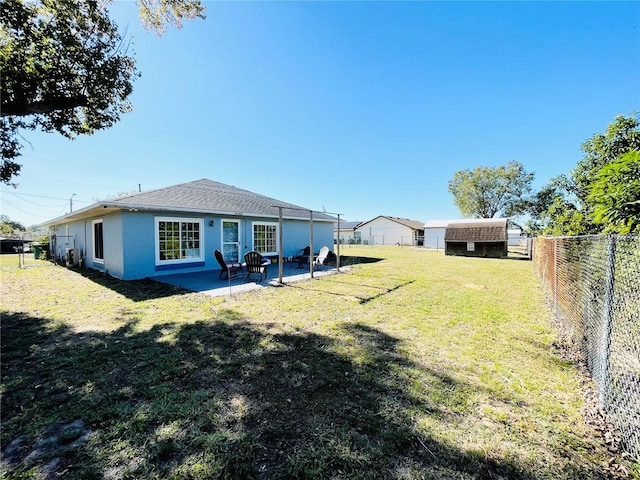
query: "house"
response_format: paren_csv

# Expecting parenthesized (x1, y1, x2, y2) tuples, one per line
(334, 221, 363, 245)
(423, 218, 496, 250)
(444, 218, 508, 258)
(508, 228, 526, 246)
(41, 179, 336, 280)
(355, 216, 424, 246)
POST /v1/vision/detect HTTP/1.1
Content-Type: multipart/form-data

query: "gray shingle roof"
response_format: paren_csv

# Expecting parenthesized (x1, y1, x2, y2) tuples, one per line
(42, 179, 336, 226)
(387, 217, 425, 230)
(357, 216, 424, 231)
(108, 179, 335, 221)
(335, 221, 363, 230)
(444, 219, 508, 242)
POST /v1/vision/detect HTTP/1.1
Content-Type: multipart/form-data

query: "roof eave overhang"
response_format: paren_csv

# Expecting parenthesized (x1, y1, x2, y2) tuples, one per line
(40, 203, 335, 227)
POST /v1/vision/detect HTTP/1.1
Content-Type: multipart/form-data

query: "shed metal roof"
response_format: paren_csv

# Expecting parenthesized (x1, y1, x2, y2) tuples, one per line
(425, 218, 505, 229)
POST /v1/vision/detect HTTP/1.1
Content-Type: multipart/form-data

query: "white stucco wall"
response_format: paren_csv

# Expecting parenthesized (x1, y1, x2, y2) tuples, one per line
(423, 227, 446, 250)
(335, 229, 358, 244)
(356, 218, 416, 245)
(49, 211, 334, 280)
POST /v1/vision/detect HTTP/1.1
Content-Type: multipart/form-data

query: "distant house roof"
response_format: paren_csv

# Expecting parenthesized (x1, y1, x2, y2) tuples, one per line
(42, 179, 336, 226)
(357, 216, 424, 231)
(444, 219, 508, 242)
(424, 218, 502, 229)
(334, 221, 362, 231)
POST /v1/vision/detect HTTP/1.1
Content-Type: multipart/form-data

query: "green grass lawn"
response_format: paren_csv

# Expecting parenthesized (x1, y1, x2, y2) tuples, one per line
(1, 248, 636, 479)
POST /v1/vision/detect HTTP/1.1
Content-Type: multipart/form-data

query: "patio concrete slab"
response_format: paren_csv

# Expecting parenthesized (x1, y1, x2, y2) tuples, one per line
(149, 263, 338, 297)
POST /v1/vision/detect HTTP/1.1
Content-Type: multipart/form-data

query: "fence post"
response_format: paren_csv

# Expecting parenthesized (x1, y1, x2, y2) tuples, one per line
(309, 210, 314, 279)
(599, 235, 616, 408)
(553, 238, 558, 315)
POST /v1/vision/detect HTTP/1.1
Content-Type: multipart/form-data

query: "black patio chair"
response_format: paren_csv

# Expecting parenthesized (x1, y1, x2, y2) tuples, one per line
(215, 249, 243, 279)
(292, 246, 311, 268)
(244, 251, 268, 281)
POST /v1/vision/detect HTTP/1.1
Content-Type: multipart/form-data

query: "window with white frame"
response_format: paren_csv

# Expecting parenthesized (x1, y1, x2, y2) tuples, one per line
(92, 219, 104, 262)
(252, 222, 278, 255)
(155, 217, 203, 264)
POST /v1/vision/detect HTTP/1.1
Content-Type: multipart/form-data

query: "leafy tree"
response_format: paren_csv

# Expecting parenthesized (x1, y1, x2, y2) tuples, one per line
(588, 150, 640, 234)
(541, 197, 589, 236)
(525, 177, 566, 233)
(574, 113, 640, 202)
(448, 160, 534, 218)
(533, 113, 640, 235)
(0, 214, 25, 235)
(0, 0, 205, 186)
(138, 0, 205, 35)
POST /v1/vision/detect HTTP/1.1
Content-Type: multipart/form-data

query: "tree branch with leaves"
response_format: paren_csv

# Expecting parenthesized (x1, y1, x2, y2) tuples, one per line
(0, 0, 205, 186)
(588, 150, 640, 234)
(530, 113, 640, 235)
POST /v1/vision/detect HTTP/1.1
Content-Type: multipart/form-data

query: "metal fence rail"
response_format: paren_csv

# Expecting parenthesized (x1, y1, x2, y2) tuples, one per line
(533, 235, 640, 460)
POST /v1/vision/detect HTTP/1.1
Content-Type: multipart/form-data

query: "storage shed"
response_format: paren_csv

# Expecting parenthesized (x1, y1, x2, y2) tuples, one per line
(423, 218, 496, 250)
(444, 219, 508, 258)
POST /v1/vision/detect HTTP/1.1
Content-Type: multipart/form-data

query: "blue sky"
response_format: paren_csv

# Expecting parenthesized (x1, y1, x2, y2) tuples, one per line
(2, 0, 639, 227)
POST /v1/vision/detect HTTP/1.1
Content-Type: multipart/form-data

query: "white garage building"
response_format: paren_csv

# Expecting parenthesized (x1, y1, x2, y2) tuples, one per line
(356, 216, 425, 246)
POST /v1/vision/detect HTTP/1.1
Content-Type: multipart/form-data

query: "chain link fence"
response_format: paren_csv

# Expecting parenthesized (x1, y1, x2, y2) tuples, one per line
(533, 235, 640, 460)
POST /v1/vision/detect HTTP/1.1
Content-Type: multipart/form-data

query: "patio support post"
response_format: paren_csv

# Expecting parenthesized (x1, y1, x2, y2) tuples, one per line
(336, 214, 340, 272)
(309, 210, 314, 279)
(278, 206, 283, 284)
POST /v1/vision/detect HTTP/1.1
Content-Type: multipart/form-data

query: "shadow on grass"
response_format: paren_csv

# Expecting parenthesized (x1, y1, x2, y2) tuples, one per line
(287, 277, 416, 304)
(338, 255, 385, 266)
(1, 312, 610, 479)
(72, 267, 190, 301)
